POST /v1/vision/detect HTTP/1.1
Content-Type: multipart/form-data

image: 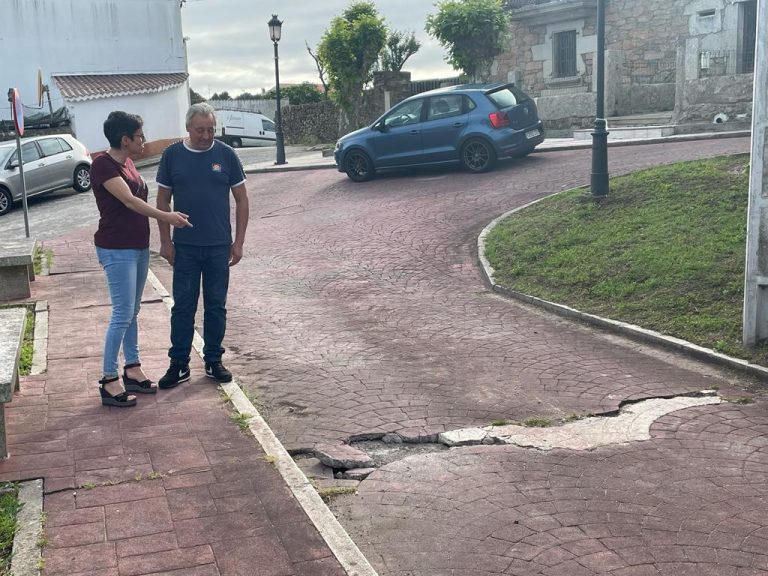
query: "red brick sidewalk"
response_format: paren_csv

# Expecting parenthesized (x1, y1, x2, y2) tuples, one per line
(0, 234, 346, 576)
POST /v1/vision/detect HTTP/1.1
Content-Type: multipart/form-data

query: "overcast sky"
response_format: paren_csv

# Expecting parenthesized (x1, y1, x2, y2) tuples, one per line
(180, 0, 456, 98)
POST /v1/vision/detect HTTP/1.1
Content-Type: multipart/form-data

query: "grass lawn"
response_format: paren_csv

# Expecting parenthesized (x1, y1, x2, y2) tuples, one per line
(484, 153, 768, 366)
(0, 484, 19, 575)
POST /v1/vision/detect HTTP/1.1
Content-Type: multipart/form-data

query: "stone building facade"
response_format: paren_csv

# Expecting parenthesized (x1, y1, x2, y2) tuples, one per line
(492, 0, 757, 133)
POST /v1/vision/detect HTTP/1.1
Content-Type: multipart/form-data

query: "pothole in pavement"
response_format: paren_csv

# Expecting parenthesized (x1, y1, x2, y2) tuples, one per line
(349, 438, 449, 468)
(295, 391, 727, 498)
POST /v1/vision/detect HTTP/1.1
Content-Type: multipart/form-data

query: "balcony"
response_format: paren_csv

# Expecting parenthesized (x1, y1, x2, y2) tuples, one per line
(505, 0, 597, 25)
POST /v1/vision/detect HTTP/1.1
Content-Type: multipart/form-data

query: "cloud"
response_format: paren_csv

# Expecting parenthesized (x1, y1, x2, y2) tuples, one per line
(181, 0, 455, 97)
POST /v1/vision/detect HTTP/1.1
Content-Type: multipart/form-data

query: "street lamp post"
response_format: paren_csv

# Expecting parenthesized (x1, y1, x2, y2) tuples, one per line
(268, 14, 287, 165)
(591, 0, 609, 197)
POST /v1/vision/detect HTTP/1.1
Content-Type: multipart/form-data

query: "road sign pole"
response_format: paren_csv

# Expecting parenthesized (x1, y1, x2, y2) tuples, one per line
(7, 88, 30, 238)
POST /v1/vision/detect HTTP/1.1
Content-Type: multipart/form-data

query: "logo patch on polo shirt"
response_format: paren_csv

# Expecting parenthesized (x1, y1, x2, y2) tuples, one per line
(212, 163, 222, 172)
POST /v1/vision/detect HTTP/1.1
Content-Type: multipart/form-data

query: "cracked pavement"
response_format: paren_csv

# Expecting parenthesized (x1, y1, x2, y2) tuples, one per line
(147, 137, 768, 575)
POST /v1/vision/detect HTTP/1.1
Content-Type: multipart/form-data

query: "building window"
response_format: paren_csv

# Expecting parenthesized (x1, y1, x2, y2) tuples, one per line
(740, 0, 757, 73)
(553, 30, 577, 78)
(696, 8, 717, 33)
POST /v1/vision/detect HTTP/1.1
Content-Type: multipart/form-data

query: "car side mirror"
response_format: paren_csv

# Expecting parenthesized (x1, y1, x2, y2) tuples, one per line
(374, 121, 388, 133)
(8, 161, 19, 170)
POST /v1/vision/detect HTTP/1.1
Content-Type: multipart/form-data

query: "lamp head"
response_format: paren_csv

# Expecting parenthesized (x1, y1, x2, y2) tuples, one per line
(268, 14, 282, 43)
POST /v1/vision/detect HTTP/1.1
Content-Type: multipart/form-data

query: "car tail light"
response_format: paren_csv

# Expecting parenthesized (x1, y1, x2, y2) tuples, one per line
(488, 111, 510, 128)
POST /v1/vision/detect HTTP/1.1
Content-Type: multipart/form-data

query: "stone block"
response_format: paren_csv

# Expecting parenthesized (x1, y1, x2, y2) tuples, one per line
(0, 307, 26, 402)
(312, 443, 374, 469)
(0, 239, 36, 302)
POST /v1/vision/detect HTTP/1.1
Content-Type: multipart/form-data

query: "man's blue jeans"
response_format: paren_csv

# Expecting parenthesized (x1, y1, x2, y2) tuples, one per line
(96, 247, 150, 377)
(169, 243, 230, 365)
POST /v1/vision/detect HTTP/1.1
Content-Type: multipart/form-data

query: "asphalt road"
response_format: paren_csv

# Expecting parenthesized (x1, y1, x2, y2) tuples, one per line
(0, 143, 309, 242)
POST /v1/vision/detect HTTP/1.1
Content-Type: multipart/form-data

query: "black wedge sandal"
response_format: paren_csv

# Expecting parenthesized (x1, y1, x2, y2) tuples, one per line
(99, 376, 137, 407)
(122, 362, 158, 394)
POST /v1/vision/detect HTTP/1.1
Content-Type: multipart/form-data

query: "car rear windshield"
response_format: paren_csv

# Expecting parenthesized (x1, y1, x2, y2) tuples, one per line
(485, 85, 530, 109)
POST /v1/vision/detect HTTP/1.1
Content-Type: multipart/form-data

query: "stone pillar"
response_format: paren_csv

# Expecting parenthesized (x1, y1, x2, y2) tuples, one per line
(673, 41, 686, 123)
(370, 71, 411, 121)
(742, 0, 768, 346)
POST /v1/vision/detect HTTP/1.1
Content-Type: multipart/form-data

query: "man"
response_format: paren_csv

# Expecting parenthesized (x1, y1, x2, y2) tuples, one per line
(155, 103, 249, 388)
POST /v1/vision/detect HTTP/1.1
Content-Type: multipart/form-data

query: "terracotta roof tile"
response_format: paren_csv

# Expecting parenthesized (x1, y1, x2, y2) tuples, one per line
(53, 73, 188, 101)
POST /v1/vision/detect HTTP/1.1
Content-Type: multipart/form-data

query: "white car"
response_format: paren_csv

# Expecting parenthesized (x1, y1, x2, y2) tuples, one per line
(0, 134, 92, 216)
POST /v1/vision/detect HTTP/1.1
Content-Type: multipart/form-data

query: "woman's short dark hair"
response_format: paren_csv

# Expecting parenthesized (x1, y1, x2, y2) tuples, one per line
(103, 111, 143, 148)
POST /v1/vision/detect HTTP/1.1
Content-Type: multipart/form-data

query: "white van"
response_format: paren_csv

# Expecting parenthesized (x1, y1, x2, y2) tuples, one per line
(214, 110, 277, 148)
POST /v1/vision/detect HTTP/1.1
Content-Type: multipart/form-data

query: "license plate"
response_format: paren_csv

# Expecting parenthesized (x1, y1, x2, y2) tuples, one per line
(525, 129, 540, 139)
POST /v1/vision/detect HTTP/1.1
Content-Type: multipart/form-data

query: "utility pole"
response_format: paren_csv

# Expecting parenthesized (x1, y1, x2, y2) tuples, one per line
(590, 0, 609, 197)
(742, 0, 767, 346)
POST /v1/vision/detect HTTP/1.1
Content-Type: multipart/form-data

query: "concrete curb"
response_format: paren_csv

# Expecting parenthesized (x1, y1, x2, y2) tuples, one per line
(10, 479, 43, 576)
(477, 199, 768, 381)
(146, 270, 378, 576)
(30, 301, 47, 376)
(243, 162, 338, 175)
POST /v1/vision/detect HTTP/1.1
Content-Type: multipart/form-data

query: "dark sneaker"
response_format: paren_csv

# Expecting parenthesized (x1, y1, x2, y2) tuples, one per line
(158, 363, 190, 389)
(205, 361, 232, 383)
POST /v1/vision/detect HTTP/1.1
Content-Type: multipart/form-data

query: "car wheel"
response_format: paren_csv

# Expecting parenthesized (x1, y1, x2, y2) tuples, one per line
(230, 137, 242, 148)
(0, 188, 12, 216)
(344, 150, 375, 182)
(461, 138, 496, 173)
(73, 164, 91, 192)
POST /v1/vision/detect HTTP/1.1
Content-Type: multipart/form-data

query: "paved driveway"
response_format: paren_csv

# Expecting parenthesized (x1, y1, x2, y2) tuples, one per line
(152, 139, 753, 450)
(149, 137, 768, 575)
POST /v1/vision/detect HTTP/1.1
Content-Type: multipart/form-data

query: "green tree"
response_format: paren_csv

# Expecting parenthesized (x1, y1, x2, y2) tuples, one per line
(265, 83, 323, 105)
(189, 88, 206, 104)
(235, 92, 259, 100)
(380, 30, 421, 72)
(210, 91, 232, 100)
(426, 0, 509, 81)
(318, 1, 387, 132)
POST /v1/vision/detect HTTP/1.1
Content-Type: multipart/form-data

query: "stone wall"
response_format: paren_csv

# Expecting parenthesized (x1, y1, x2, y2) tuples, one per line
(282, 72, 413, 144)
(363, 71, 412, 124)
(494, 0, 686, 97)
(615, 83, 676, 115)
(282, 101, 340, 145)
(676, 73, 754, 123)
(536, 92, 597, 136)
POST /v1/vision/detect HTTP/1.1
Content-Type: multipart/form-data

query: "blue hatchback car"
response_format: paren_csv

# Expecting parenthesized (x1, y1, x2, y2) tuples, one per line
(334, 82, 544, 182)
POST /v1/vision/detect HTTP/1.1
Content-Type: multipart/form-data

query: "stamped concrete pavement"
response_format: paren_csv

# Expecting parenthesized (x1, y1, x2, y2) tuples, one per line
(152, 137, 756, 451)
(148, 136, 767, 574)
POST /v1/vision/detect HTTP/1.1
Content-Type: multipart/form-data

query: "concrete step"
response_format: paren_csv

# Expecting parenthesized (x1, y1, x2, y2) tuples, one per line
(606, 112, 674, 127)
(573, 125, 677, 141)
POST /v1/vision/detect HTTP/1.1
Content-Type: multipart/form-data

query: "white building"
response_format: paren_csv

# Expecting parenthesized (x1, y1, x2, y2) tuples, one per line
(1, 0, 189, 152)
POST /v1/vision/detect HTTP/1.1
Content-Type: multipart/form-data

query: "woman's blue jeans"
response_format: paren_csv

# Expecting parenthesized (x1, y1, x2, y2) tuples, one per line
(96, 247, 150, 377)
(169, 243, 230, 365)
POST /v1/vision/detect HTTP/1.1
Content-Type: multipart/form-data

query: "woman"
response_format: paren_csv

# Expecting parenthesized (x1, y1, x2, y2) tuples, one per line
(91, 111, 191, 407)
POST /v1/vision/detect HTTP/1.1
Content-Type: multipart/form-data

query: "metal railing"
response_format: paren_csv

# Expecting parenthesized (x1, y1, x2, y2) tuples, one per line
(410, 77, 463, 95)
(504, 0, 569, 8)
(698, 49, 755, 77)
(619, 55, 677, 85)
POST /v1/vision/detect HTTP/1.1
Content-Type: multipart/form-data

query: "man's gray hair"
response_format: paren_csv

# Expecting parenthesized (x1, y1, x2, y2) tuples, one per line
(186, 102, 216, 126)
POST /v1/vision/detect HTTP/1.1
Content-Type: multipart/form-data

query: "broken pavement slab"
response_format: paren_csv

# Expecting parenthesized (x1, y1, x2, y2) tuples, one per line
(440, 393, 722, 451)
(313, 443, 375, 469)
(340, 468, 376, 481)
(438, 427, 488, 447)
